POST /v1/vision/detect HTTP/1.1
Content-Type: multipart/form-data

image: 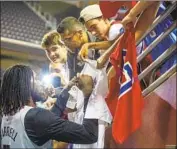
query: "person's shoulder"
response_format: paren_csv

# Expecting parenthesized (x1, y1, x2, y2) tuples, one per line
(25, 108, 50, 121)
(108, 23, 124, 41)
(25, 107, 59, 128)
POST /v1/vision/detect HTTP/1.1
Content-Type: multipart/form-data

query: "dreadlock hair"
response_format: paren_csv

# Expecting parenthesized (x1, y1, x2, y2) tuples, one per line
(0, 65, 34, 116)
(57, 17, 85, 35)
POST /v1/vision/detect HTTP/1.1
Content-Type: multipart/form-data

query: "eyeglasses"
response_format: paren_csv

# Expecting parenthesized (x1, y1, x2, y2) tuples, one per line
(63, 33, 76, 42)
(62, 31, 82, 45)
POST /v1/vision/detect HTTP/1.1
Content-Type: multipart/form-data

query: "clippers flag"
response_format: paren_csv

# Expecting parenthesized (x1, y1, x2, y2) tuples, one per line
(110, 23, 144, 144)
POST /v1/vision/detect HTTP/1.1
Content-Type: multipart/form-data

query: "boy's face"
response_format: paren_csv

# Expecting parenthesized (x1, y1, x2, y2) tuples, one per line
(85, 18, 109, 40)
(46, 45, 67, 63)
(61, 30, 88, 50)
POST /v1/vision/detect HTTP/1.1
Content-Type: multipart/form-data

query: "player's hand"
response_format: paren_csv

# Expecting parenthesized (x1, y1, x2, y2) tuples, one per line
(43, 97, 57, 110)
(33, 80, 48, 100)
(45, 84, 55, 97)
(66, 76, 78, 90)
(79, 43, 89, 61)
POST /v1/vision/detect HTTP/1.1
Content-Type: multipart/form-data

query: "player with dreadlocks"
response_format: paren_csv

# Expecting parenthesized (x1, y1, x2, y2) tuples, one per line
(0, 65, 35, 115)
(0, 64, 98, 148)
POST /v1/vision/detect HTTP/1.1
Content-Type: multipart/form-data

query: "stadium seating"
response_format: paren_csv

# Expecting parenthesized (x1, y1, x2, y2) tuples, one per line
(1, 1, 49, 44)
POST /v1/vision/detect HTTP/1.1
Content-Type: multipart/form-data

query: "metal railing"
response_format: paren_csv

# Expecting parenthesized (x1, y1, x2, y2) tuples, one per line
(136, 2, 177, 97)
(136, 2, 176, 45)
(1, 2, 176, 96)
(139, 44, 176, 81)
(1, 37, 46, 59)
(137, 21, 176, 63)
(142, 64, 176, 96)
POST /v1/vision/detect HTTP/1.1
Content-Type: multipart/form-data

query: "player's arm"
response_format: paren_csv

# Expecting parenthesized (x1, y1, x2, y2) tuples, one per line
(50, 87, 70, 116)
(51, 77, 78, 116)
(25, 108, 98, 146)
(79, 41, 113, 61)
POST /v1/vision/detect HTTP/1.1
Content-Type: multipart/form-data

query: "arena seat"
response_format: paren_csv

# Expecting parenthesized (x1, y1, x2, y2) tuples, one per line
(1, 1, 48, 44)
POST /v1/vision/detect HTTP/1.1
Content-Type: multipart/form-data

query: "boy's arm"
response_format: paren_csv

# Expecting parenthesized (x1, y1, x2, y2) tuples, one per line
(87, 41, 112, 50)
(79, 41, 113, 60)
(97, 2, 160, 69)
(96, 35, 122, 69)
(121, 1, 159, 27)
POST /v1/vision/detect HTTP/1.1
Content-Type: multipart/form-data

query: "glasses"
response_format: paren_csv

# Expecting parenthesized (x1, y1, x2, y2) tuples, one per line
(63, 31, 77, 42)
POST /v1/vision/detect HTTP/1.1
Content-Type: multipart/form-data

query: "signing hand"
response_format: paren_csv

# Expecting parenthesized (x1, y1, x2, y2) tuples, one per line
(43, 97, 57, 110)
(66, 76, 79, 90)
(45, 84, 55, 97)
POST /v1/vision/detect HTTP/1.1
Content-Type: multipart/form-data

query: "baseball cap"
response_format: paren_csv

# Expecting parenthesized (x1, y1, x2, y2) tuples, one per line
(79, 4, 103, 23)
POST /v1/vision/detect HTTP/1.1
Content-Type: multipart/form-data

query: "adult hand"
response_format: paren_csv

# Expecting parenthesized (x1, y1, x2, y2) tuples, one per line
(79, 43, 89, 61)
(33, 80, 48, 100)
(66, 76, 78, 90)
(43, 97, 57, 110)
(121, 13, 136, 29)
(45, 84, 55, 97)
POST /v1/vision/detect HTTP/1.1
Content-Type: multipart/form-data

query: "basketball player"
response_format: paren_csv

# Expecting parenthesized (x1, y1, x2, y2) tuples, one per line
(0, 65, 98, 148)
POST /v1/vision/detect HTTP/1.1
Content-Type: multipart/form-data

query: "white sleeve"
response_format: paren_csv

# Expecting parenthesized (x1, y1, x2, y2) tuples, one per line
(108, 23, 124, 41)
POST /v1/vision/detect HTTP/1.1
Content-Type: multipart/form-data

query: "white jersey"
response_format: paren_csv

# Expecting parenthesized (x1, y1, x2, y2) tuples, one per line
(108, 23, 124, 41)
(67, 86, 85, 123)
(1, 106, 52, 149)
(68, 60, 112, 148)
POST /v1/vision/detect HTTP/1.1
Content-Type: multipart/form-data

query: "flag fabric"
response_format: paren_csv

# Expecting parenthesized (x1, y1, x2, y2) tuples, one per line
(110, 23, 144, 144)
(99, 1, 137, 19)
(105, 27, 129, 117)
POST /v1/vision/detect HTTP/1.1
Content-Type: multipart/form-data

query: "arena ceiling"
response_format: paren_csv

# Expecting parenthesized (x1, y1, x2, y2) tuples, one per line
(38, 0, 98, 22)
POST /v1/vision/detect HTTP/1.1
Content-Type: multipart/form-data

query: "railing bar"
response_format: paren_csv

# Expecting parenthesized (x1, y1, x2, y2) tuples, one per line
(139, 44, 176, 81)
(1, 37, 43, 50)
(137, 21, 176, 63)
(136, 2, 176, 45)
(142, 64, 177, 96)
